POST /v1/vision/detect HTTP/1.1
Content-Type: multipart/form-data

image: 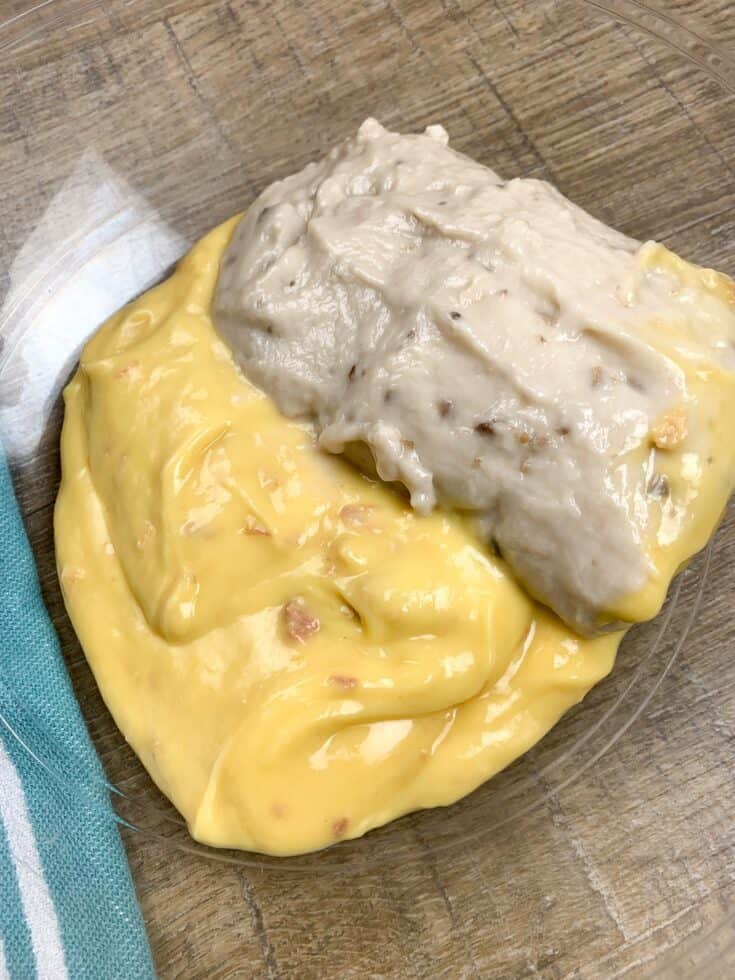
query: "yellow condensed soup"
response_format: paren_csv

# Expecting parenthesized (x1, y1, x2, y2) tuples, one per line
(55, 218, 735, 855)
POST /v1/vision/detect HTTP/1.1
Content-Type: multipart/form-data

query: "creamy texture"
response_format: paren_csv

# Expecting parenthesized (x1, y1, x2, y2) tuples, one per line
(55, 221, 624, 856)
(56, 140, 735, 857)
(214, 119, 735, 632)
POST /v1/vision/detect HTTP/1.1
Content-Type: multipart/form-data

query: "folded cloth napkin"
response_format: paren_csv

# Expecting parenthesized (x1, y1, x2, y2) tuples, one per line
(0, 444, 155, 980)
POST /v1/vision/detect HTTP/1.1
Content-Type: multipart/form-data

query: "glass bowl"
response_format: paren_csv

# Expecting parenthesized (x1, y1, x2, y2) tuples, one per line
(1, 1, 734, 976)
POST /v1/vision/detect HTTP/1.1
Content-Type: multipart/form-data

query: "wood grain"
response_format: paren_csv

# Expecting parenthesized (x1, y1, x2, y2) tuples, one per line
(2, 1, 735, 977)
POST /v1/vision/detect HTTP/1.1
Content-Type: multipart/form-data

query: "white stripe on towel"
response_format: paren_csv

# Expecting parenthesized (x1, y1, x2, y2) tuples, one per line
(0, 740, 68, 980)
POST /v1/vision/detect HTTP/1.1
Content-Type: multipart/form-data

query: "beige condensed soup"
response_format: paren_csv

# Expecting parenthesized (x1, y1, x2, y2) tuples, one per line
(215, 118, 735, 633)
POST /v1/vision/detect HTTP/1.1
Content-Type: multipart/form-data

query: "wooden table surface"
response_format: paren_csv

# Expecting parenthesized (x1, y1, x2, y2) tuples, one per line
(2, 1, 735, 977)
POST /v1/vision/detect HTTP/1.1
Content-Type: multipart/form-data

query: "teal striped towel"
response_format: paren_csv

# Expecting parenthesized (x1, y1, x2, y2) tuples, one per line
(0, 445, 155, 979)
